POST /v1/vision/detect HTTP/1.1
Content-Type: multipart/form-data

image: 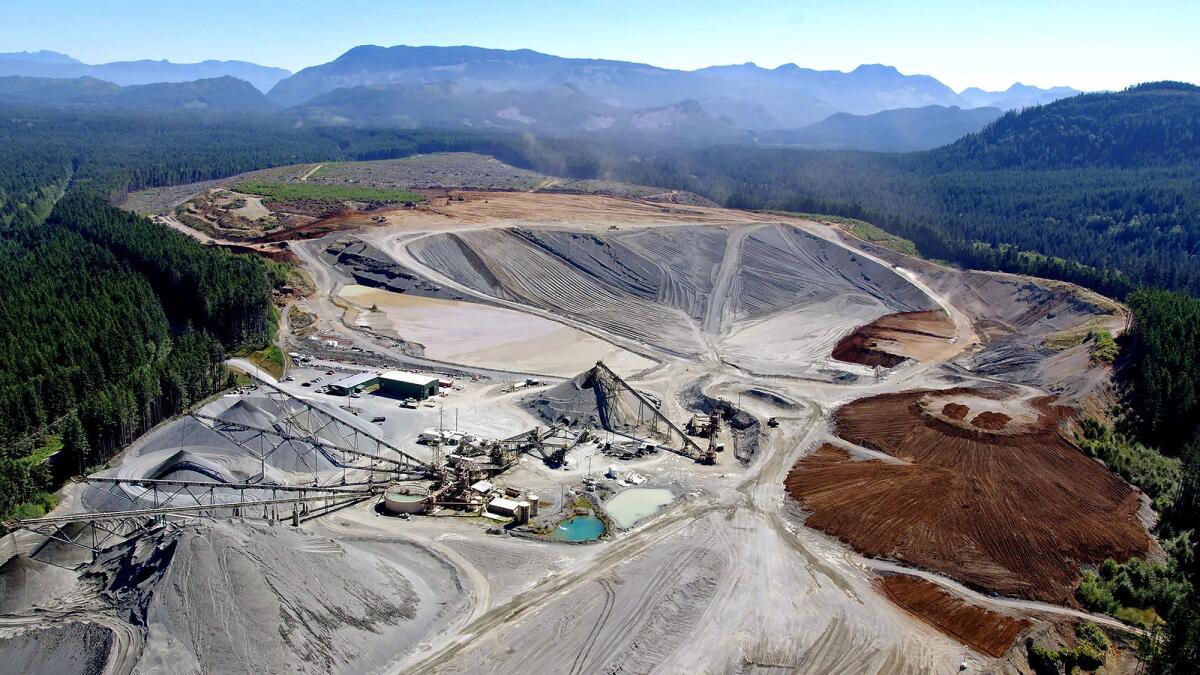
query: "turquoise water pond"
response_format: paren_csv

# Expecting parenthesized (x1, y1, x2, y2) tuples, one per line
(552, 514, 605, 542)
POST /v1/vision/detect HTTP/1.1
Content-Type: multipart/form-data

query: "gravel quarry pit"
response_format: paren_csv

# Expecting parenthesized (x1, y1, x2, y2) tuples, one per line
(7, 189, 1152, 673)
(403, 220, 935, 376)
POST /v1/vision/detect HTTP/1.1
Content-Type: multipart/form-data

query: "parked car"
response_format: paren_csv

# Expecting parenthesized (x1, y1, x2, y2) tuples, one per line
(371, 416, 386, 423)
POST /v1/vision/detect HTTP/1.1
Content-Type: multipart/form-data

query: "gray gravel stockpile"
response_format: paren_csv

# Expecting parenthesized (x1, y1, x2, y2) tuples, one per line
(1, 520, 433, 674)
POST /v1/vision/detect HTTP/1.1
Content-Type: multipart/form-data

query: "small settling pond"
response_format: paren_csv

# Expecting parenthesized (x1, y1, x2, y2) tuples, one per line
(605, 488, 674, 529)
(552, 515, 605, 542)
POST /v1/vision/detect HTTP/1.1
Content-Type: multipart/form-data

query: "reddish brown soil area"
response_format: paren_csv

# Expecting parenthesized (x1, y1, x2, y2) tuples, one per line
(831, 310, 957, 368)
(971, 411, 1011, 430)
(831, 333, 906, 367)
(943, 402, 969, 420)
(879, 575, 1030, 657)
(257, 209, 377, 242)
(784, 388, 1151, 604)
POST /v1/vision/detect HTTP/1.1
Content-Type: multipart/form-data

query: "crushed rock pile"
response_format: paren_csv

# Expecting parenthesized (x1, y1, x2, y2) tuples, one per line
(525, 366, 665, 440)
(1, 520, 423, 674)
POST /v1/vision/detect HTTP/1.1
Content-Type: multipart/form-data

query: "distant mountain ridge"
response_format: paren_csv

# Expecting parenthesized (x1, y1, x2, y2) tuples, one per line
(0, 76, 280, 113)
(0, 44, 1087, 149)
(268, 44, 1079, 129)
(0, 50, 81, 64)
(294, 81, 746, 141)
(759, 105, 1005, 152)
(0, 52, 290, 92)
(958, 83, 1081, 110)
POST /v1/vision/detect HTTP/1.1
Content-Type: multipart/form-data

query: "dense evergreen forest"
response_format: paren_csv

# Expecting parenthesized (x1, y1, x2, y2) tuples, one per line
(0, 109, 308, 521)
(1078, 289, 1200, 671)
(0, 196, 248, 518)
(1, 85, 1199, 668)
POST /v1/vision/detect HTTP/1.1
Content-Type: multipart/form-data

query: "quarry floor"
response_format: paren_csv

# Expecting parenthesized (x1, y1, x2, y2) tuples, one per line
(3, 190, 1142, 674)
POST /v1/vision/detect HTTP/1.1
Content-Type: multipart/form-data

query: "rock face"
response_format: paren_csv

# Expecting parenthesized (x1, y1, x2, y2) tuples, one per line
(326, 239, 458, 299)
(831, 310, 957, 368)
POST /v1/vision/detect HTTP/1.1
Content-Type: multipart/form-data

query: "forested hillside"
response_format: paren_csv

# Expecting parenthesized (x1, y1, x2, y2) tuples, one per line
(0, 109, 308, 520)
(0, 75, 280, 113)
(1123, 290, 1200, 451)
(933, 82, 1200, 169)
(1070, 289, 1200, 672)
(50, 194, 274, 346)
(757, 105, 1003, 152)
(0, 201, 246, 516)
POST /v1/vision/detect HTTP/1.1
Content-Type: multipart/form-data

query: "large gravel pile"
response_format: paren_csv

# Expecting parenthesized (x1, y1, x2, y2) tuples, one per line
(0, 623, 114, 675)
(1, 520, 431, 674)
(525, 366, 673, 443)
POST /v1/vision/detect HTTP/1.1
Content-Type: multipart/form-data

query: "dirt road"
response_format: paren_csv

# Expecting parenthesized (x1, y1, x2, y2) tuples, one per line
(702, 224, 759, 335)
(299, 163, 325, 182)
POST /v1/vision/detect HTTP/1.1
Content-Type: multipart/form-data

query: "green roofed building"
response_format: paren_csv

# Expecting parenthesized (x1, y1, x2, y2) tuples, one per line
(379, 371, 440, 400)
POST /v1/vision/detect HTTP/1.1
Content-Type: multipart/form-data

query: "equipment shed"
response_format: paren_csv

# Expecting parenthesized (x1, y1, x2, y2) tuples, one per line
(380, 371, 440, 400)
(326, 371, 379, 396)
(487, 497, 520, 517)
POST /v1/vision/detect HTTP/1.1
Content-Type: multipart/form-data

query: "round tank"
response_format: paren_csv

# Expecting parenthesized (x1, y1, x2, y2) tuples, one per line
(383, 483, 430, 514)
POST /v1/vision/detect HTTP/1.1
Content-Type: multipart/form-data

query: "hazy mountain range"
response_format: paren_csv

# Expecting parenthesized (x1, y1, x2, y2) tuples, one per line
(0, 75, 279, 113)
(0, 50, 290, 92)
(758, 105, 1006, 152)
(269, 45, 1078, 127)
(0, 45, 1083, 150)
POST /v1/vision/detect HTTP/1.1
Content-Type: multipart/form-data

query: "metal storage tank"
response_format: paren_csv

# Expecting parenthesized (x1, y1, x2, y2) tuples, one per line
(383, 484, 429, 514)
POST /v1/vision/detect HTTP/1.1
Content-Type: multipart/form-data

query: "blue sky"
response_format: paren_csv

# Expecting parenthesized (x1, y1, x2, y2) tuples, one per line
(4, 0, 1197, 92)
